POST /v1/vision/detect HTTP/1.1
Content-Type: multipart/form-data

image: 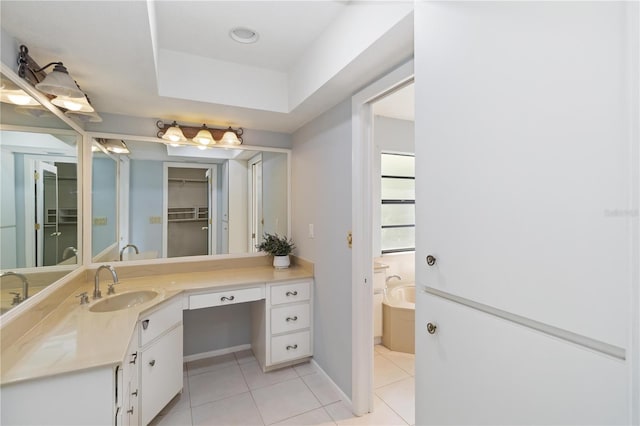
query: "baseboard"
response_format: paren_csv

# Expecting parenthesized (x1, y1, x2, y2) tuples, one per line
(183, 344, 251, 363)
(310, 359, 353, 413)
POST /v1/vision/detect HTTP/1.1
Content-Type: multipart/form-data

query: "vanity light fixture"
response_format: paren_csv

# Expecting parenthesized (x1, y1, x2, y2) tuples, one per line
(16, 44, 101, 120)
(161, 121, 187, 143)
(156, 121, 243, 146)
(193, 125, 215, 146)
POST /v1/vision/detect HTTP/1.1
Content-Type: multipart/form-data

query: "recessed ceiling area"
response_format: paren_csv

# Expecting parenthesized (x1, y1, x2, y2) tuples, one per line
(0, 1, 414, 133)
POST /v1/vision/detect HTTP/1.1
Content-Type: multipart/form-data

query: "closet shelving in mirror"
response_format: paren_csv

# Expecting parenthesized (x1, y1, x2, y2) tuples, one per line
(167, 207, 209, 222)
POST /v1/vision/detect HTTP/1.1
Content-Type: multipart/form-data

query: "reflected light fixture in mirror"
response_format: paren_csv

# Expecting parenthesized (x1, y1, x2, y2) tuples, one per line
(0, 75, 40, 106)
(98, 138, 130, 154)
(51, 94, 94, 112)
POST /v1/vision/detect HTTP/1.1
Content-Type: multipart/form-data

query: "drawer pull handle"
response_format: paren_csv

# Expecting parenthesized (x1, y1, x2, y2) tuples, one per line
(149, 359, 156, 367)
(427, 322, 437, 335)
(127, 408, 134, 415)
(221, 295, 235, 302)
(132, 389, 138, 397)
(142, 319, 150, 330)
(286, 291, 298, 296)
(129, 352, 137, 364)
(286, 344, 298, 350)
(286, 316, 298, 322)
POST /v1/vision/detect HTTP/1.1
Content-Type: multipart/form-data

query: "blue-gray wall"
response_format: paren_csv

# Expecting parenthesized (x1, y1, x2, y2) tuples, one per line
(292, 98, 353, 398)
(91, 157, 117, 256)
(129, 160, 163, 253)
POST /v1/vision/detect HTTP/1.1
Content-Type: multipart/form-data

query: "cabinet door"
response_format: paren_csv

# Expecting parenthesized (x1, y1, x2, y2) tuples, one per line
(140, 325, 183, 425)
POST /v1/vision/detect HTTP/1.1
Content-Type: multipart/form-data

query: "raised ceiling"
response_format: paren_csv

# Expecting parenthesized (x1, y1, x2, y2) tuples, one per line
(1, 1, 414, 133)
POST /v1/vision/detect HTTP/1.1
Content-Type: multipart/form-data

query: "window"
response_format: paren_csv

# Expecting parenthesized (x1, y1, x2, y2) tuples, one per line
(380, 153, 415, 253)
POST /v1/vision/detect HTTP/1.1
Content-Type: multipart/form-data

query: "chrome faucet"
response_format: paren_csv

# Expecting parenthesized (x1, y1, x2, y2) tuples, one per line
(1, 271, 29, 305)
(119, 244, 139, 261)
(94, 265, 119, 299)
(386, 274, 402, 284)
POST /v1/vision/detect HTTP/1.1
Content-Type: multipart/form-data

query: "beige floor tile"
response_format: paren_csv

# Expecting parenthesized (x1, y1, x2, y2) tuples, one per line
(149, 407, 193, 426)
(373, 354, 409, 389)
(272, 407, 336, 426)
(375, 377, 415, 425)
(241, 360, 299, 390)
(374, 345, 391, 355)
(325, 396, 408, 426)
(191, 392, 264, 426)
(189, 364, 249, 407)
(187, 353, 237, 376)
(378, 351, 415, 376)
(235, 349, 258, 365)
(252, 378, 322, 425)
(294, 361, 320, 377)
(301, 373, 343, 406)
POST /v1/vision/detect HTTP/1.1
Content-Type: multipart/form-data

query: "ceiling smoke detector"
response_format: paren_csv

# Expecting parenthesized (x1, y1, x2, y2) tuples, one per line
(229, 27, 259, 44)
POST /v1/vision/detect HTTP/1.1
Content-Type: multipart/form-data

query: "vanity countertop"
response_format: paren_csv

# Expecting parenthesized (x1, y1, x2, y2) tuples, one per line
(1, 264, 313, 386)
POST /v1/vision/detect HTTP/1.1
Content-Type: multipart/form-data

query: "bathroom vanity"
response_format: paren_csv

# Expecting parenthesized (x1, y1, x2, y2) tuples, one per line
(0, 260, 313, 426)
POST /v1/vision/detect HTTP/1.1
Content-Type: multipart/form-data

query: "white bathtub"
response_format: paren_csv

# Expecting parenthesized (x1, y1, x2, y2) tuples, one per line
(382, 284, 415, 354)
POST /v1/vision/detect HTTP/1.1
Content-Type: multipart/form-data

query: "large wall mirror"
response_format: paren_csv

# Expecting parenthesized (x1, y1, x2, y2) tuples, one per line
(91, 137, 289, 263)
(0, 71, 82, 314)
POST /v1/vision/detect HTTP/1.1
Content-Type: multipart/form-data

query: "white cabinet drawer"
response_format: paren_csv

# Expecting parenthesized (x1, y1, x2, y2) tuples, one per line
(140, 325, 183, 426)
(271, 330, 311, 364)
(189, 286, 264, 310)
(271, 281, 310, 305)
(139, 299, 182, 347)
(271, 303, 310, 335)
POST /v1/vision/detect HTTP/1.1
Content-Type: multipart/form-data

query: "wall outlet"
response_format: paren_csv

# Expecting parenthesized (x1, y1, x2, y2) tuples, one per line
(149, 216, 162, 224)
(308, 224, 315, 238)
(93, 217, 107, 226)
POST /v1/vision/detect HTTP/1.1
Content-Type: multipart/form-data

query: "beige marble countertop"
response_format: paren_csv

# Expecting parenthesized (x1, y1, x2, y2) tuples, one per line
(1, 264, 312, 386)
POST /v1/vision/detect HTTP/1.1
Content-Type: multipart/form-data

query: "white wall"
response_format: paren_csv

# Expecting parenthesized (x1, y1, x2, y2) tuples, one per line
(262, 151, 288, 236)
(0, 149, 17, 268)
(292, 98, 353, 398)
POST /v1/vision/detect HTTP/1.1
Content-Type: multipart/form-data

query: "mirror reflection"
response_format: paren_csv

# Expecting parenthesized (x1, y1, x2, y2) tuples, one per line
(91, 139, 289, 263)
(0, 71, 82, 314)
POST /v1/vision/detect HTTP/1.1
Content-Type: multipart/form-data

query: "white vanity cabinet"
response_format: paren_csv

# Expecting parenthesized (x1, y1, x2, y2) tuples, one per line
(252, 279, 313, 371)
(137, 299, 183, 426)
(121, 325, 140, 426)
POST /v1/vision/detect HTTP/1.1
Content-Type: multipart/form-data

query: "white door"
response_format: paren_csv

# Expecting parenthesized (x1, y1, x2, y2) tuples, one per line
(249, 154, 263, 251)
(415, 2, 637, 424)
(35, 161, 58, 266)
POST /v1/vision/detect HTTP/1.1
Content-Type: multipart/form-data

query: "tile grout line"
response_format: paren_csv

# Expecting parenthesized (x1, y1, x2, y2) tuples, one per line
(237, 353, 268, 426)
(374, 394, 411, 426)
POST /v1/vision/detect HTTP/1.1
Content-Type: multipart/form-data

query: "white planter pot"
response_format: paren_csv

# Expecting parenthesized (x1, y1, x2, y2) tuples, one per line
(273, 255, 290, 269)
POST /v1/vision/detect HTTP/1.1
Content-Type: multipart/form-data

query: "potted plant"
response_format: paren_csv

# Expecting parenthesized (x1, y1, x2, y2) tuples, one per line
(257, 233, 296, 269)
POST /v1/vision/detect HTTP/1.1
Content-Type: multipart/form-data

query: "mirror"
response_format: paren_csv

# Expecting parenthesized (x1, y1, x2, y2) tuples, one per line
(91, 138, 289, 263)
(0, 71, 82, 314)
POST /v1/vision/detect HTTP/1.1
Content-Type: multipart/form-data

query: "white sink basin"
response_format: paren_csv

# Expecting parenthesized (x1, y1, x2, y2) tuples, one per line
(89, 290, 158, 313)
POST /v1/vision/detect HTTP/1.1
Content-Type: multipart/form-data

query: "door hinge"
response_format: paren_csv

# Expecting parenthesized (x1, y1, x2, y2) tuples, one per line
(34, 223, 41, 230)
(347, 231, 352, 248)
(34, 171, 40, 181)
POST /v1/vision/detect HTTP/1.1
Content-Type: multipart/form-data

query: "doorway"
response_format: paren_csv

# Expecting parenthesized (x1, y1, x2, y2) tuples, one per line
(350, 60, 414, 417)
(163, 163, 218, 258)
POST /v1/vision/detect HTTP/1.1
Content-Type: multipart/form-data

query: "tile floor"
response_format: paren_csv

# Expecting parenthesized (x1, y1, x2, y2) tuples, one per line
(151, 345, 414, 426)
